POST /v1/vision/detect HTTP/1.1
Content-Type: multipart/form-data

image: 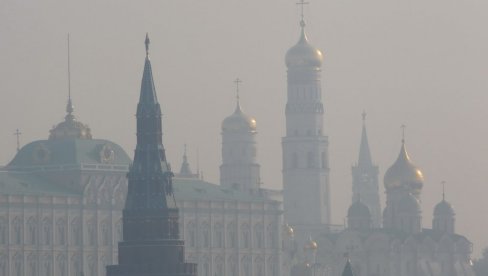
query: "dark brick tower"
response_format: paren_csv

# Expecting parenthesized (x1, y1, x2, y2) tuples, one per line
(107, 34, 197, 276)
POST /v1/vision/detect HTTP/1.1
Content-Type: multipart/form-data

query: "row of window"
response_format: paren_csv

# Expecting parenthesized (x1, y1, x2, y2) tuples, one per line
(185, 222, 277, 249)
(0, 253, 109, 276)
(289, 151, 327, 169)
(0, 217, 122, 246)
(189, 256, 278, 276)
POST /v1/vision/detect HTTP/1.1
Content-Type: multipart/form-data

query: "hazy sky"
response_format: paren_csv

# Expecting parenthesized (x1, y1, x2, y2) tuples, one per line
(1, 0, 487, 257)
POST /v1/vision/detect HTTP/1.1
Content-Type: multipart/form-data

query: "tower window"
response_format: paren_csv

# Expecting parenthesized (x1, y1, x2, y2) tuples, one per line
(307, 152, 315, 168)
(292, 153, 298, 168)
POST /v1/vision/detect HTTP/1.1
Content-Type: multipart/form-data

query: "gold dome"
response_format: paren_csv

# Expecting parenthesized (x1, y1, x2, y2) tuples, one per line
(384, 142, 424, 192)
(285, 22, 323, 68)
(304, 237, 318, 251)
(221, 102, 256, 132)
(283, 223, 294, 237)
(49, 100, 92, 140)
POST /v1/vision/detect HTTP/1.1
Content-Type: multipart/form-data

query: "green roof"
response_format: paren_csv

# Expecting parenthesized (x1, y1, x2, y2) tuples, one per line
(8, 138, 131, 168)
(0, 170, 80, 197)
(173, 177, 280, 203)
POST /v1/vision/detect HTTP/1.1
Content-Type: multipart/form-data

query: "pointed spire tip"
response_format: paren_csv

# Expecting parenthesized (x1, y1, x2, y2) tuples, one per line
(145, 33, 150, 57)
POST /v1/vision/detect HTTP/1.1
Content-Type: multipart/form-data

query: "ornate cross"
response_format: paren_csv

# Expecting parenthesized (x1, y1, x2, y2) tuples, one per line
(14, 129, 21, 152)
(401, 124, 406, 142)
(234, 78, 242, 100)
(296, 0, 310, 22)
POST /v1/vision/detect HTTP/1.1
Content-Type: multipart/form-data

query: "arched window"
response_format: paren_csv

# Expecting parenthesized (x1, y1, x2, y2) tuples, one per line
(100, 256, 109, 276)
(28, 253, 37, 276)
(228, 256, 237, 276)
(241, 224, 250, 248)
(215, 257, 224, 276)
(227, 222, 237, 248)
(87, 221, 96, 246)
(71, 218, 81, 245)
(267, 257, 277, 276)
(0, 218, 6, 244)
(202, 257, 210, 276)
(0, 254, 6, 276)
(254, 223, 264, 248)
(71, 255, 81, 276)
(56, 219, 66, 245)
(214, 223, 223, 248)
(255, 258, 264, 276)
(13, 254, 22, 276)
(101, 221, 110, 246)
(42, 218, 51, 245)
(43, 255, 51, 276)
(241, 256, 251, 276)
(307, 151, 315, 168)
(27, 217, 37, 245)
(115, 220, 123, 242)
(187, 221, 196, 247)
(292, 153, 298, 168)
(267, 223, 275, 248)
(13, 217, 22, 244)
(88, 256, 96, 276)
(321, 152, 327, 169)
(201, 223, 210, 248)
(57, 254, 66, 276)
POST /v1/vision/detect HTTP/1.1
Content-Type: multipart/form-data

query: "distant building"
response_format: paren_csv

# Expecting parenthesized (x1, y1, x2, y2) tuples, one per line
(0, 91, 130, 276)
(294, 135, 476, 276)
(0, 34, 284, 276)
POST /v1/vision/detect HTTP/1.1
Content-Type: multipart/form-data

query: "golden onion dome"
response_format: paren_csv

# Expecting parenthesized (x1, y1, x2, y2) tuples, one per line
(285, 21, 323, 68)
(384, 141, 424, 192)
(304, 237, 318, 251)
(221, 102, 256, 132)
(283, 223, 294, 237)
(49, 100, 92, 140)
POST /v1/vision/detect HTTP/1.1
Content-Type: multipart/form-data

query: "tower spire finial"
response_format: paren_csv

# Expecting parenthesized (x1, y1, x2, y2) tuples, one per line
(401, 124, 406, 144)
(145, 33, 150, 57)
(234, 78, 242, 105)
(441, 181, 446, 201)
(296, 0, 309, 27)
(362, 110, 366, 125)
(66, 33, 74, 116)
(14, 129, 21, 152)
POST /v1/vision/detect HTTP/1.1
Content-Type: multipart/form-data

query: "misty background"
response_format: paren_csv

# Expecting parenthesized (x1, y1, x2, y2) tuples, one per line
(1, 0, 487, 257)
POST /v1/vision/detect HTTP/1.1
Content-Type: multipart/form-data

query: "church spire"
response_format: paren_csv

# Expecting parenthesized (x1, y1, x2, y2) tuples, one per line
(138, 33, 158, 106)
(358, 111, 373, 167)
(107, 34, 196, 276)
(126, 33, 175, 211)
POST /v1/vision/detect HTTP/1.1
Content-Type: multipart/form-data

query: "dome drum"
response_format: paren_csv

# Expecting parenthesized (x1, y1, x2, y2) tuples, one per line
(347, 201, 371, 218)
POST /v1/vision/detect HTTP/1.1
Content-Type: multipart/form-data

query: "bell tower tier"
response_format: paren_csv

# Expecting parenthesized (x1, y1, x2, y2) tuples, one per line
(282, 16, 331, 236)
(220, 80, 261, 190)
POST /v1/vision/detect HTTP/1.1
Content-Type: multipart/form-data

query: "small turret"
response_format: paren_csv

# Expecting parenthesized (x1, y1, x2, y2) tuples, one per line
(433, 184, 455, 234)
(347, 197, 372, 231)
